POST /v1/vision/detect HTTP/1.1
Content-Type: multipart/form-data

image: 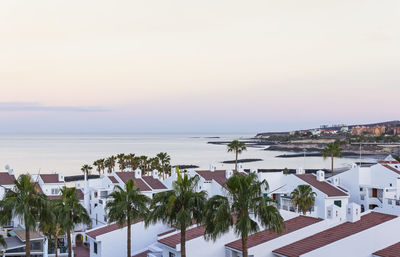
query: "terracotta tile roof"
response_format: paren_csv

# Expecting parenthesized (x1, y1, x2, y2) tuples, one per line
(13, 230, 43, 242)
(273, 212, 397, 257)
(158, 229, 176, 237)
(132, 250, 151, 257)
(0, 172, 15, 185)
(158, 226, 206, 248)
(142, 176, 167, 190)
(108, 176, 118, 184)
(115, 172, 151, 191)
(382, 164, 400, 176)
(378, 160, 400, 164)
(373, 242, 400, 257)
(226, 216, 322, 251)
(195, 170, 247, 188)
(77, 188, 84, 200)
(295, 174, 348, 197)
(86, 219, 143, 239)
(40, 174, 62, 183)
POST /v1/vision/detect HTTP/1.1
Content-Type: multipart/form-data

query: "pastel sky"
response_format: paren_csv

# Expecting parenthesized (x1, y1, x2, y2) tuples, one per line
(1, 0, 399, 134)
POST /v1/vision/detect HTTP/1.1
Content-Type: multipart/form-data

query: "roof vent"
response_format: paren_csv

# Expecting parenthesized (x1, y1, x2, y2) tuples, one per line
(153, 169, 159, 179)
(209, 164, 216, 172)
(316, 170, 325, 182)
(296, 167, 305, 175)
(134, 168, 142, 179)
(225, 169, 233, 179)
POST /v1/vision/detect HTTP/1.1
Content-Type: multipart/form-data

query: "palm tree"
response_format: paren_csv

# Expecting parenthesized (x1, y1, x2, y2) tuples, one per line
(126, 154, 139, 171)
(117, 153, 127, 171)
(227, 140, 247, 171)
(203, 172, 284, 257)
(81, 164, 92, 178)
(93, 159, 105, 175)
(106, 179, 150, 257)
(290, 185, 316, 215)
(322, 143, 343, 175)
(0, 174, 49, 257)
(139, 156, 149, 175)
(58, 187, 90, 257)
(105, 155, 117, 173)
(156, 152, 171, 179)
(39, 200, 65, 257)
(146, 168, 207, 257)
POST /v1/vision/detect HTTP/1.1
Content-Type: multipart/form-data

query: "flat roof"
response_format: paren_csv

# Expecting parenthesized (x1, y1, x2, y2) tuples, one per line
(86, 219, 143, 239)
(273, 212, 396, 257)
(226, 216, 322, 251)
(295, 174, 348, 197)
(158, 225, 205, 248)
(373, 242, 400, 257)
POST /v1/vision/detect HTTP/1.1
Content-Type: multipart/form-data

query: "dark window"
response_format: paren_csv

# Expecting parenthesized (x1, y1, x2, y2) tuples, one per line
(94, 242, 98, 254)
(334, 200, 342, 207)
(169, 252, 175, 257)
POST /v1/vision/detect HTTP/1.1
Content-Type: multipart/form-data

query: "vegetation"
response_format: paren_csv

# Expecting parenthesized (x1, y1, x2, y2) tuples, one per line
(93, 159, 105, 175)
(146, 168, 207, 257)
(106, 179, 150, 257)
(227, 140, 247, 171)
(0, 174, 50, 257)
(81, 164, 93, 178)
(58, 187, 91, 257)
(290, 185, 316, 215)
(203, 172, 284, 257)
(322, 143, 343, 175)
(0, 234, 6, 249)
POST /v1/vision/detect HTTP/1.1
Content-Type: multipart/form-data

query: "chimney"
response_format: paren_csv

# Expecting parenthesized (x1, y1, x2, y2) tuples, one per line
(237, 164, 244, 172)
(152, 169, 159, 179)
(346, 203, 361, 222)
(134, 168, 142, 179)
(296, 167, 305, 175)
(316, 170, 325, 182)
(225, 169, 233, 179)
(250, 168, 257, 174)
(209, 164, 216, 172)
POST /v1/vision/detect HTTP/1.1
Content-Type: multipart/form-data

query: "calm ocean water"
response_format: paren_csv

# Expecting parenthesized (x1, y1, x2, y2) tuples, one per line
(0, 134, 377, 176)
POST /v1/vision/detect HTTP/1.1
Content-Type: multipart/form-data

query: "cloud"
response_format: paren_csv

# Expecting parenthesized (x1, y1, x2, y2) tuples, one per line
(0, 102, 110, 112)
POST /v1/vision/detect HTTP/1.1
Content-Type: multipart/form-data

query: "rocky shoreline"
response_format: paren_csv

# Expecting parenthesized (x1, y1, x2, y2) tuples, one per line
(221, 158, 263, 164)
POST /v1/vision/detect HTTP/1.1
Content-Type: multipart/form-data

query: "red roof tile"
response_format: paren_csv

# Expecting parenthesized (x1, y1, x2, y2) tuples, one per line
(142, 176, 167, 190)
(108, 176, 119, 184)
(273, 212, 397, 257)
(0, 172, 15, 185)
(158, 226, 206, 248)
(40, 174, 62, 183)
(132, 250, 151, 257)
(295, 174, 348, 197)
(115, 172, 151, 191)
(382, 164, 400, 176)
(373, 242, 400, 257)
(158, 229, 176, 237)
(77, 189, 84, 200)
(378, 160, 400, 164)
(226, 216, 322, 251)
(195, 170, 247, 188)
(86, 219, 143, 239)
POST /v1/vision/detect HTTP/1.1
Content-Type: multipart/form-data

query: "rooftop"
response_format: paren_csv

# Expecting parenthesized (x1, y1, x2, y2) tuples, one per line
(158, 225, 206, 248)
(108, 176, 119, 184)
(373, 242, 400, 257)
(86, 219, 143, 239)
(381, 164, 400, 176)
(0, 172, 15, 185)
(40, 174, 62, 183)
(273, 212, 396, 257)
(142, 176, 167, 190)
(295, 174, 348, 197)
(132, 250, 151, 257)
(226, 216, 322, 251)
(12, 229, 43, 242)
(114, 172, 151, 191)
(195, 170, 246, 188)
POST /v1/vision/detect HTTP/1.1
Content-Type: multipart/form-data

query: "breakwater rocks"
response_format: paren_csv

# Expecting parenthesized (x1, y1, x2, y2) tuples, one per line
(173, 165, 200, 169)
(222, 158, 263, 164)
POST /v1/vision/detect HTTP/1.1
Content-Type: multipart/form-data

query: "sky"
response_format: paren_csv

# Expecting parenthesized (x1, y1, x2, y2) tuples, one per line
(0, 0, 399, 134)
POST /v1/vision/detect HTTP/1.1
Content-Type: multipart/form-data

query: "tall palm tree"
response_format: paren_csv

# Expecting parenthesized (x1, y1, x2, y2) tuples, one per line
(203, 172, 284, 257)
(146, 168, 207, 257)
(322, 143, 343, 175)
(58, 187, 90, 257)
(39, 200, 65, 257)
(105, 156, 117, 173)
(93, 159, 105, 175)
(227, 140, 247, 171)
(156, 152, 171, 179)
(106, 179, 150, 257)
(125, 154, 139, 171)
(139, 156, 149, 175)
(117, 153, 127, 171)
(0, 174, 49, 257)
(81, 164, 92, 178)
(290, 185, 316, 215)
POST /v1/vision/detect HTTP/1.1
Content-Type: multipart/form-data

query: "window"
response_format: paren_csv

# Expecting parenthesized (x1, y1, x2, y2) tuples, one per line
(327, 210, 331, 217)
(51, 188, 60, 195)
(94, 242, 98, 254)
(360, 188, 363, 191)
(388, 199, 393, 205)
(347, 208, 351, 214)
(390, 183, 392, 187)
(334, 200, 342, 207)
(169, 252, 175, 257)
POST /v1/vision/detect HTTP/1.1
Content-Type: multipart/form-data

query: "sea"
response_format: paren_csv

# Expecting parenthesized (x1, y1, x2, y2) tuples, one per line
(0, 134, 379, 176)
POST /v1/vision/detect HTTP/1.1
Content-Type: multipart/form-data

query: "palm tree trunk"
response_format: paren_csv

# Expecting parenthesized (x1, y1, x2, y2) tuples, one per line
(67, 230, 72, 257)
(55, 233, 59, 257)
(181, 227, 186, 257)
(25, 227, 30, 257)
(127, 215, 131, 257)
(235, 151, 238, 171)
(331, 154, 334, 175)
(242, 236, 248, 257)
